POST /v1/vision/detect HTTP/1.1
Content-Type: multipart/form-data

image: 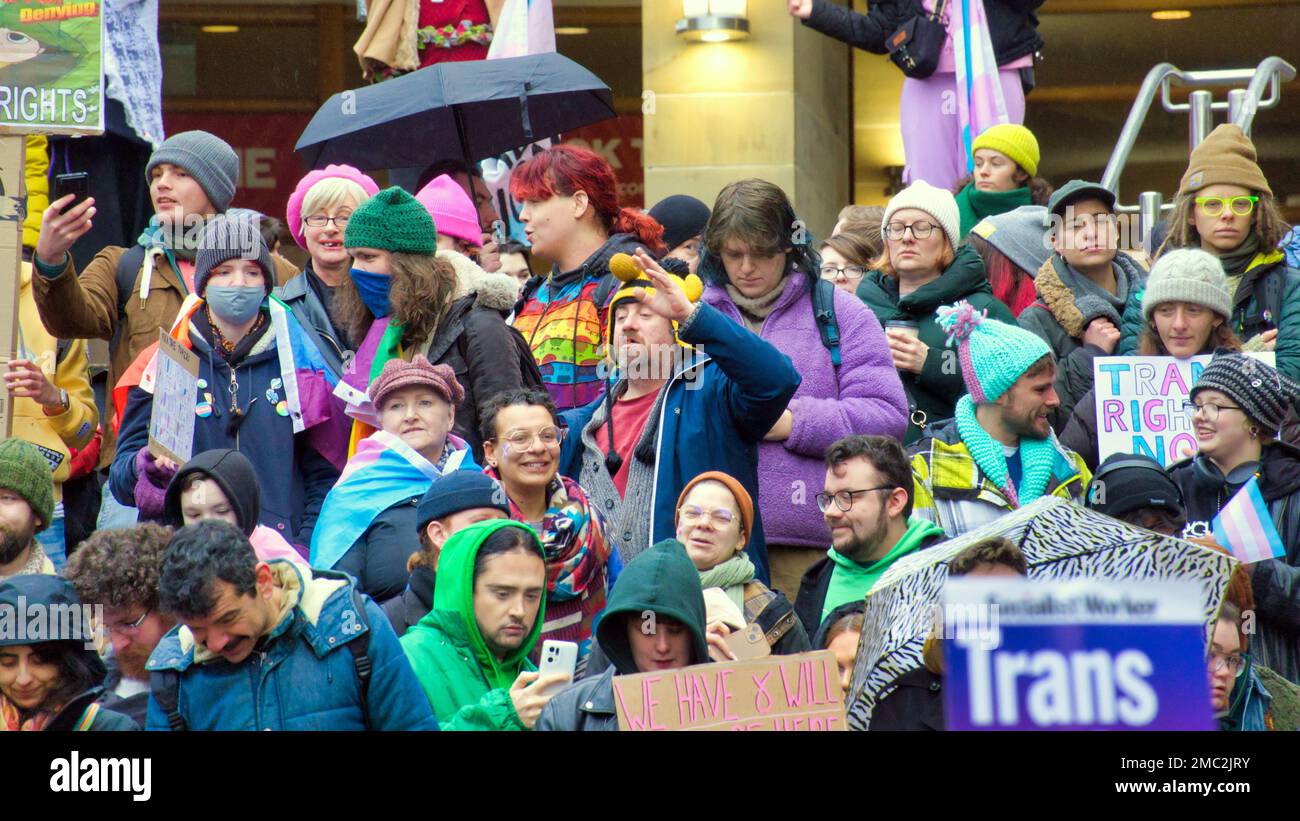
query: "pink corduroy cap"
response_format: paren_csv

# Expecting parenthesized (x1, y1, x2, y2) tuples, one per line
(415, 174, 483, 248)
(368, 355, 467, 409)
(286, 164, 380, 248)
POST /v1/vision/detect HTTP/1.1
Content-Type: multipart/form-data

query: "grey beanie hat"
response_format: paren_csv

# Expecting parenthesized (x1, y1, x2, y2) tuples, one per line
(194, 212, 275, 297)
(1142, 248, 1233, 320)
(1191, 354, 1300, 435)
(146, 130, 240, 212)
(971, 205, 1052, 275)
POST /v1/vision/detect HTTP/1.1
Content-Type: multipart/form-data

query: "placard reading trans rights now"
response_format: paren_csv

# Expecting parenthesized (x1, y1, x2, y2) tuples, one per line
(1092, 353, 1274, 467)
(942, 579, 1214, 731)
(0, 0, 104, 134)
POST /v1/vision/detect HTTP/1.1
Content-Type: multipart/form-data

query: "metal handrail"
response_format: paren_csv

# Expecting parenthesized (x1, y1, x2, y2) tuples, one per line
(1101, 57, 1296, 200)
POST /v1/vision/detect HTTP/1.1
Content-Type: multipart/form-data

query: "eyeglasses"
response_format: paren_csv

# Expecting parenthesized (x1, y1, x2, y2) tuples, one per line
(303, 214, 351, 228)
(106, 609, 150, 635)
(678, 505, 736, 527)
(884, 221, 937, 241)
(497, 425, 566, 449)
(1194, 196, 1259, 217)
(1208, 652, 1245, 675)
(820, 265, 867, 283)
(1182, 400, 1244, 423)
(816, 487, 896, 513)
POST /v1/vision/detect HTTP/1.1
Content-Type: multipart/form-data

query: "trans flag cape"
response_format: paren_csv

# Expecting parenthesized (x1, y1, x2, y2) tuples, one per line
(309, 429, 478, 570)
(333, 315, 406, 459)
(111, 293, 344, 462)
(953, 0, 1010, 174)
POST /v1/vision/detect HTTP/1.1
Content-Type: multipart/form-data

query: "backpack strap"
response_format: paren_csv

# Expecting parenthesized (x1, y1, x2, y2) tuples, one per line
(812, 277, 842, 369)
(347, 585, 374, 729)
(110, 245, 147, 353)
(149, 668, 188, 731)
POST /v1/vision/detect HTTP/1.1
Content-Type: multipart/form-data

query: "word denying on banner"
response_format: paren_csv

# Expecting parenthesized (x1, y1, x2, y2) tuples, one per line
(612, 651, 847, 731)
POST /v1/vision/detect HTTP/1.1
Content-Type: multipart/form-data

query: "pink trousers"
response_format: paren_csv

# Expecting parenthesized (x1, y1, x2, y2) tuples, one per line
(898, 69, 1027, 192)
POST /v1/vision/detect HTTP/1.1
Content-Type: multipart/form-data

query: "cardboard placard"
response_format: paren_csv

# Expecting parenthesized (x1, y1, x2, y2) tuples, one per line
(942, 578, 1215, 731)
(148, 329, 199, 464)
(612, 650, 847, 731)
(0, 1, 104, 134)
(0, 136, 23, 437)
(1093, 353, 1276, 467)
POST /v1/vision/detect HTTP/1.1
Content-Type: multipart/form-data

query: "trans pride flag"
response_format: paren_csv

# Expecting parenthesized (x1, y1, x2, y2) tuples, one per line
(1213, 477, 1286, 564)
(309, 430, 478, 571)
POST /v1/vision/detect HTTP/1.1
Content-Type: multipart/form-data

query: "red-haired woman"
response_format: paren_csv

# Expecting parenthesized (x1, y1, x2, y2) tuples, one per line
(510, 144, 666, 410)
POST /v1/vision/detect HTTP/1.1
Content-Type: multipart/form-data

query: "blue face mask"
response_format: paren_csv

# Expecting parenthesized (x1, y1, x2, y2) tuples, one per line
(350, 267, 392, 318)
(206, 285, 265, 325)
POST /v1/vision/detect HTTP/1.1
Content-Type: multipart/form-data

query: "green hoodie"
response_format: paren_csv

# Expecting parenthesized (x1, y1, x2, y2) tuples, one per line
(399, 519, 547, 731)
(857, 244, 1019, 442)
(596, 539, 710, 675)
(822, 517, 946, 625)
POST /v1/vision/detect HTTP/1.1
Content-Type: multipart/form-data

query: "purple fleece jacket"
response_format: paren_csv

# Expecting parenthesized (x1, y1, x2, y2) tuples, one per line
(704, 270, 908, 548)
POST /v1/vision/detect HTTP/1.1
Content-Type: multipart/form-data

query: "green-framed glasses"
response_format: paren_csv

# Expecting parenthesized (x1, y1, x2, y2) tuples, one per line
(1194, 195, 1259, 217)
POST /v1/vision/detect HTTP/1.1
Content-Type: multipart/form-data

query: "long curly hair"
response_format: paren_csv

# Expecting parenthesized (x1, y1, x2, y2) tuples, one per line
(1155, 189, 1290, 259)
(334, 252, 457, 349)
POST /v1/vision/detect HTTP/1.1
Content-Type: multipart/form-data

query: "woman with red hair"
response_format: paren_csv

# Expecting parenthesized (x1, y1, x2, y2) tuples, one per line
(511, 144, 665, 410)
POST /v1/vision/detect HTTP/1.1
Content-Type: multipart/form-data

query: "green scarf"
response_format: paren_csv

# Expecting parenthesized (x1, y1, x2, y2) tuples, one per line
(954, 394, 1060, 507)
(698, 553, 756, 612)
(1216, 233, 1262, 279)
(955, 183, 1033, 237)
(823, 517, 946, 625)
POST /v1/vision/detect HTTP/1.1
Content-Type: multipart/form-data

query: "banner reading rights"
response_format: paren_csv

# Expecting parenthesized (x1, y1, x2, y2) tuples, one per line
(0, 0, 103, 133)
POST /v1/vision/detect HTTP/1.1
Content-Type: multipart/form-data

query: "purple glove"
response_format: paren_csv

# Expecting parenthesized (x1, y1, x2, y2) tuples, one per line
(133, 448, 176, 520)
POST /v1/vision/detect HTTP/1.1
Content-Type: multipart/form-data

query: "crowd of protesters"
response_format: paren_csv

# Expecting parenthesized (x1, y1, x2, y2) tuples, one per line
(2, 93, 1298, 733)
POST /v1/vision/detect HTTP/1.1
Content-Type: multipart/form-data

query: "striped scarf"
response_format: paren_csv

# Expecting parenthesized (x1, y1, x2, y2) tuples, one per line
(485, 468, 612, 661)
(953, 0, 1010, 174)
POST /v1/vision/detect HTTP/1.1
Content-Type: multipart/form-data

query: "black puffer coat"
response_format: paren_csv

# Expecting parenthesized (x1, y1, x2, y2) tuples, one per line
(801, 0, 1044, 68)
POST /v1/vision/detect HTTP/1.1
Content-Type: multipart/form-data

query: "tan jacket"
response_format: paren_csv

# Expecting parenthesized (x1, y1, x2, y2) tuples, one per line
(30, 246, 299, 465)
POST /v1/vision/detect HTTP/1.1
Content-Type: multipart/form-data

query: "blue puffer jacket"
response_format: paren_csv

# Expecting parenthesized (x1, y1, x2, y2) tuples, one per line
(558, 302, 801, 585)
(110, 316, 340, 548)
(144, 561, 438, 731)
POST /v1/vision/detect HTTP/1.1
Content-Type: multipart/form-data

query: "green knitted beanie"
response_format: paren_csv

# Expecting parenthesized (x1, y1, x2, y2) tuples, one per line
(344, 185, 438, 255)
(0, 439, 54, 531)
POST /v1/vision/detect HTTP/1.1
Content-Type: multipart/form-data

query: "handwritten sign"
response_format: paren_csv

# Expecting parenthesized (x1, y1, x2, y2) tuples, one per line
(612, 651, 846, 731)
(942, 578, 1214, 731)
(149, 330, 199, 464)
(1093, 353, 1275, 467)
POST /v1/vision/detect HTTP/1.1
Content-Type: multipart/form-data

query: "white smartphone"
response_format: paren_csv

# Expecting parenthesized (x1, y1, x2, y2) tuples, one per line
(537, 639, 578, 683)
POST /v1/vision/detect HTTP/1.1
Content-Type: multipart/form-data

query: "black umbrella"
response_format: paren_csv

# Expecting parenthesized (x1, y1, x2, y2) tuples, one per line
(295, 52, 615, 171)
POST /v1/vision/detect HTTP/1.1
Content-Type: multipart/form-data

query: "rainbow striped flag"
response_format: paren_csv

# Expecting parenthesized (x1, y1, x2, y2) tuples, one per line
(1212, 477, 1285, 564)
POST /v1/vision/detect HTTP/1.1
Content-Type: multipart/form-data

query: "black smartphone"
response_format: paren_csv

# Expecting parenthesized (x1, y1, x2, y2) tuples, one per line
(53, 171, 89, 206)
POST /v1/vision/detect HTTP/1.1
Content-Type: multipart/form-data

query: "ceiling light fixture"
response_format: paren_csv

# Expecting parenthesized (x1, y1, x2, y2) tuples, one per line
(1151, 10, 1192, 20)
(201, 25, 240, 34)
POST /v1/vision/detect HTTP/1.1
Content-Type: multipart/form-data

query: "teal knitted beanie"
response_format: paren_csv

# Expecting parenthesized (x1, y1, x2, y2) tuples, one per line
(344, 186, 438, 255)
(936, 301, 1052, 403)
(0, 439, 54, 531)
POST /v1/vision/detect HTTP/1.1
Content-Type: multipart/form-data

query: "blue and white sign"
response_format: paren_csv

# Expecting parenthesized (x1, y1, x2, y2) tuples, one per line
(942, 579, 1214, 731)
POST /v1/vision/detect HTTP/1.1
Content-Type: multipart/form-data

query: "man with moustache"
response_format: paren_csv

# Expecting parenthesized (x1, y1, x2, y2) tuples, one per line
(0, 439, 57, 580)
(908, 302, 1092, 538)
(65, 524, 176, 725)
(145, 520, 437, 731)
(794, 436, 947, 635)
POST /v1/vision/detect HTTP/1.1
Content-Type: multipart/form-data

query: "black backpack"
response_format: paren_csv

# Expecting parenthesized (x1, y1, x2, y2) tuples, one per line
(110, 245, 147, 353)
(149, 581, 374, 731)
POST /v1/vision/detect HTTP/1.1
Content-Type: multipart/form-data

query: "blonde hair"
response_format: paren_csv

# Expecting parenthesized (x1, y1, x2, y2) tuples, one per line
(301, 178, 371, 228)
